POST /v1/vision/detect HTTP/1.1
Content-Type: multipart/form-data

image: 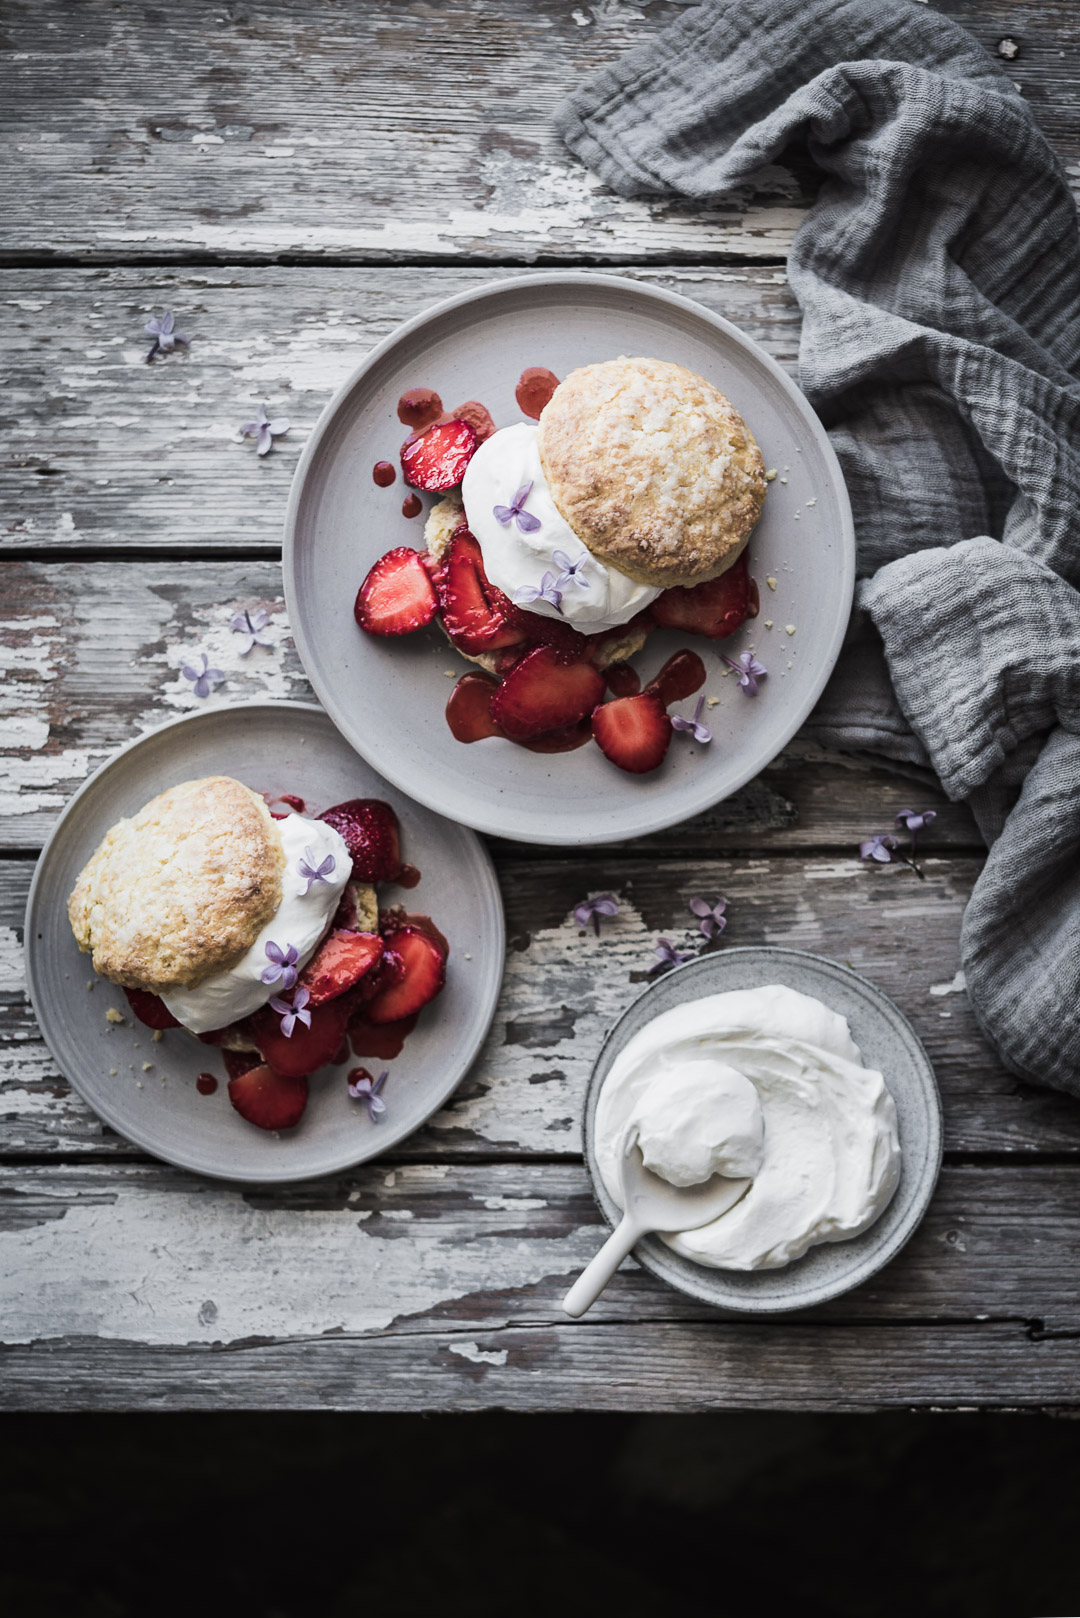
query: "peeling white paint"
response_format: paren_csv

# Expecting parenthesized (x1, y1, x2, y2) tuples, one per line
(0, 928, 27, 998)
(448, 1341, 509, 1367)
(930, 970, 967, 998)
(482, 1196, 548, 1212)
(0, 716, 49, 751)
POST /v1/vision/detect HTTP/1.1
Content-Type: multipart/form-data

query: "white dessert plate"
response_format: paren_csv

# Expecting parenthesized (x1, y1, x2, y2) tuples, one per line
(284, 272, 855, 846)
(582, 947, 942, 1314)
(25, 702, 505, 1183)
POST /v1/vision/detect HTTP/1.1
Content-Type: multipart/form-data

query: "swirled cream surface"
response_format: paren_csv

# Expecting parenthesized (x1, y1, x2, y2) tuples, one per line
(595, 984, 901, 1270)
(461, 423, 660, 632)
(162, 813, 350, 1035)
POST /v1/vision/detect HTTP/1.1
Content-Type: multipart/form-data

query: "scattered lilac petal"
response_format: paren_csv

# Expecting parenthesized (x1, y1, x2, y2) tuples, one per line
(230, 607, 273, 655)
(298, 847, 336, 895)
(180, 652, 225, 700)
(689, 895, 727, 940)
(721, 650, 768, 696)
(573, 894, 620, 937)
(348, 1068, 389, 1122)
(648, 937, 692, 975)
(241, 403, 290, 456)
(859, 833, 899, 864)
(144, 309, 190, 362)
(671, 695, 712, 744)
(269, 985, 311, 1039)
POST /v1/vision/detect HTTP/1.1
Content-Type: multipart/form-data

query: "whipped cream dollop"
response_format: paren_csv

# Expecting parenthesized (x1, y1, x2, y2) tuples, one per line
(596, 985, 901, 1270)
(461, 422, 661, 633)
(162, 813, 350, 1035)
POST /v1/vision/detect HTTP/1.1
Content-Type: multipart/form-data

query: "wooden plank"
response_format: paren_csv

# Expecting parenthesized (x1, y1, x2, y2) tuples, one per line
(1, 1160, 1077, 1409)
(0, 265, 795, 554)
(1, 2, 1076, 267)
(5, 854, 1080, 1160)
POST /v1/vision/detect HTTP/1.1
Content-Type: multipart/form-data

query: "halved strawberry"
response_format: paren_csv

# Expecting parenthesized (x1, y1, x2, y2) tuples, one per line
(591, 692, 671, 774)
(435, 529, 527, 654)
(299, 930, 384, 1007)
(349, 1011, 418, 1060)
(123, 987, 180, 1030)
(401, 418, 478, 491)
(354, 546, 438, 637)
(363, 927, 447, 1023)
(227, 1064, 309, 1131)
(319, 798, 403, 883)
(651, 552, 752, 639)
(491, 645, 606, 740)
(644, 649, 706, 708)
(250, 995, 353, 1079)
(386, 911, 450, 960)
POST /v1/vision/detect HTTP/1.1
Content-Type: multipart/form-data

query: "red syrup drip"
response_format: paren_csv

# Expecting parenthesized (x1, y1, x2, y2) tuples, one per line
(603, 662, 641, 698)
(442, 399, 496, 443)
(402, 492, 423, 519)
(372, 460, 397, 487)
(645, 650, 706, 708)
(196, 1072, 218, 1096)
(349, 1012, 418, 1060)
(515, 367, 559, 419)
(397, 387, 443, 430)
(518, 718, 594, 754)
(277, 793, 306, 814)
(397, 863, 421, 889)
(748, 576, 761, 618)
(446, 673, 504, 743)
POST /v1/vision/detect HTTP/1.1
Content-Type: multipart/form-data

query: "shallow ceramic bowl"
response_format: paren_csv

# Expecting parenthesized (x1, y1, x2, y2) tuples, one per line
(582, 946, 942, 1313)
(284, 272, 855, 845)
(25, 702, 504, 1183)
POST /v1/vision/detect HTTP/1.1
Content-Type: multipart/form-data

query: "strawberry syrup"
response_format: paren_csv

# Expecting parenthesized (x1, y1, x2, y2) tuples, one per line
(373, 460, 396, 487)
(196, 1073, 218, 1096)
(349, 1013, 418, 1060)
(397, 387, 443, 430)
(446, 673, 504, 742)
(515, 367, 559, 419)
(397, 864, 421, 889)
(603, 663, 641, 698)
(402, 492, 423, 519)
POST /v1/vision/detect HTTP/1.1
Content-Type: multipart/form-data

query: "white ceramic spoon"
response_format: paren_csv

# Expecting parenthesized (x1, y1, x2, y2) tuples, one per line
(563, 1134, 751, 1318)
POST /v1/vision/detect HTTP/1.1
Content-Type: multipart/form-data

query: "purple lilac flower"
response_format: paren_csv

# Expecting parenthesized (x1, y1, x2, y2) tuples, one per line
(261, 940, 300, 991)
(230, 608, 273, 655)
(721, 650, 768, 696)
(181, 652, 225, 699)
(514, 571, 563, 613)
(573, 894, 620, 937)
(689, 895, 727, 940)
(552, 550, 590, 592)
(895, 807, 937, 848)
(269, 984, 311, 1039)
(493, 481, 542, 534)
(298, 847, 336, 895)
(241, 403, 291, 457)
(348, 1068, 389, 1122)
(859, 833, 899, 864)
(649, 937, 692, 975)
(144, 310, 189, 363)
(671, 695, 712, 744)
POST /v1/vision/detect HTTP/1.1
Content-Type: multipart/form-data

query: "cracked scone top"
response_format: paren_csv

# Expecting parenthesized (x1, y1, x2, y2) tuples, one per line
(536, 357, 767, 589)
(68, 776, 286, 993)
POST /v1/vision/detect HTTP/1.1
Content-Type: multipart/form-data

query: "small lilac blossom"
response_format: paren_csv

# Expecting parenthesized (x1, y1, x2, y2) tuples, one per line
(671, 696, 712, 745)
(144, 310, 189, 362)
(181, 652, 225, 699)
(552, 550, 590, 592)
(261, 940, 300, 991)
(722, 650, 768, 696)
(514, 571, 563, 613)
(493, 481, 541, 534)
(689, 895, 727, 940)
(241, 403, 291, 457)
(270, 985, 311, 1039)
(895, 808, 937, 840)
(348, 1068, 389, 1122)
(859, 833, 899, 864)
(573, 894, 620, 937)
(298, 847, 336, 895)
(230, 608, 273, 655)
(649, 937, 692, 975)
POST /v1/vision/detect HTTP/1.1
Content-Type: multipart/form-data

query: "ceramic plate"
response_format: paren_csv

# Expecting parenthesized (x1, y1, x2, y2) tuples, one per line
(25, 702, 504, 1183)
(582, 947, 942, 1313)
(284, 273, 854, 845)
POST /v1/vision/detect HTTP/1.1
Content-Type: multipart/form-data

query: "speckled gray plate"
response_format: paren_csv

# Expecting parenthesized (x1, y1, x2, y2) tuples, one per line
(583, 947, 942, 1313)
(25, 702, 504, 1184)
(284, 273, 855, 846)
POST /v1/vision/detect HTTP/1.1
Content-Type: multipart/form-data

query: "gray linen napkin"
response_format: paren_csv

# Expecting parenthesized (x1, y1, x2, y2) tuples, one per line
(555, 0, 1080, 1097)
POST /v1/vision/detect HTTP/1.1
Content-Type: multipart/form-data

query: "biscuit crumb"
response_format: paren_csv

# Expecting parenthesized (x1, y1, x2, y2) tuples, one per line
(105, 1008, 125, 1025)
(765, 468, 777, 482)
(86, 980, 95, 991)
(136, 1081, 143, 1089)
(793, 512, 800, 520)
(780, 476, 788, 485)
(785, 624, 796, 635)
(766, 577, 777, 590)
(142, 1062, 154, 1072)
(464, 952, 473, 960)
(806, 497, 817, 506)
(706, 696, 720, 708)
(764, 619, 774, 629)
(444, 670, 456, 677)
(152, 1029, 164, 1043)
(109, 1068, 118, 1077)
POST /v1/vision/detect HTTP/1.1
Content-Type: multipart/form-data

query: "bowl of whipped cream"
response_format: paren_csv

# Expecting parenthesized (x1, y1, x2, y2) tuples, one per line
(585, 946, 942, 1312)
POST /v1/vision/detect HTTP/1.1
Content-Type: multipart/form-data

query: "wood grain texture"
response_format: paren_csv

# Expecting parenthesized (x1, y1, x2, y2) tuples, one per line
(1, 1, 1076, 267)
(1, 1160, 1078, 1409)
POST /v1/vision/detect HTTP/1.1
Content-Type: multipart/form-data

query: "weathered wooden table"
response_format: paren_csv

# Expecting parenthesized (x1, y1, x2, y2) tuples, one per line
(3, 0, 1079, 1412)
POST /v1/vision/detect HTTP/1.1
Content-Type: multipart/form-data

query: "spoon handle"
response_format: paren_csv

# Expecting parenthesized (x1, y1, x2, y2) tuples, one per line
(562, 1213, 644, 1319)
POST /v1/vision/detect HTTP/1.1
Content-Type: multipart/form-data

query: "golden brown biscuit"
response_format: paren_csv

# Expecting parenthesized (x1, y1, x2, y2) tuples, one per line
(537, 357, 766, 589)
(68, 776, 285, 992)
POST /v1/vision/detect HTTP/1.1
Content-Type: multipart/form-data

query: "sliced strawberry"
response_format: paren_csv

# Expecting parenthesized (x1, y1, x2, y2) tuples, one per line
(363, 927, 447, 1024)
(385, 911, 450, 960)
(651, 552, 752, 640)
(223, 1048, 261, 1082)
(349, 1012, 418, 1060)
(603, 663, 641, 698)
(435, 529, 528, 654)
(591, 692, 671, 775)
(354, 546, 438, 637)
(491, 646, 606, 740)
(401, 418, 478, 492)
(644, 650, 706, 708)
(298, 930, 384, 1007)
(227, 1063, 309, 1131)
(319, 798, 403, 883)
(250, 995, 353, 1080)
(123, 987, 180, 1030)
